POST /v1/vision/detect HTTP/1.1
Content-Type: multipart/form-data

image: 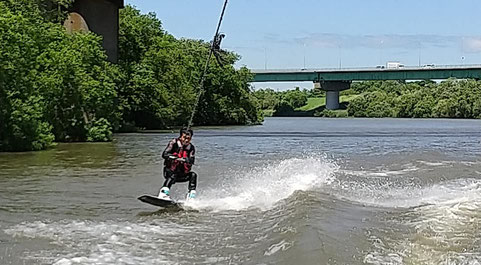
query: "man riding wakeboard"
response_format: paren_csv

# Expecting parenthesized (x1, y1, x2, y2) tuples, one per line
(158, 128, 197, 201)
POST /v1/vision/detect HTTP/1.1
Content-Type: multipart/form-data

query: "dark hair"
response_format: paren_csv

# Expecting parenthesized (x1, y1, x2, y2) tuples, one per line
(180, 127, 193, 137)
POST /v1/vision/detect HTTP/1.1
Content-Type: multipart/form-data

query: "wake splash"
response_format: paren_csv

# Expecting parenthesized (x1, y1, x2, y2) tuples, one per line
(335, 164, 481, 264)
(362, 179, 481, 264)
(4, 220, 187, 265)
(336, 175, 481, 209)
(185, 155, 338, 211)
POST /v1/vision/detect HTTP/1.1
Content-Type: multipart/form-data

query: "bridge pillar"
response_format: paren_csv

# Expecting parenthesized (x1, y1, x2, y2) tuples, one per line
(326, 90, 340, 110)
(68, 0, 124, 63)
(316, 81, 351, 110)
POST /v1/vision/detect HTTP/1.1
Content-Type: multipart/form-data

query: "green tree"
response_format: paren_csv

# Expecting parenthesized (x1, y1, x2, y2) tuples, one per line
(36, 32, 119, 141)
(347, 79, 481, 119)
(253, 88, 281, 111)
(282, 88, 308, 109)
(0, 2, 55, 151)
(117, 6, 262, 128)
(347, 94, 368, 117)
(118, 5, 164, 70)
(0, 0, 118, 151)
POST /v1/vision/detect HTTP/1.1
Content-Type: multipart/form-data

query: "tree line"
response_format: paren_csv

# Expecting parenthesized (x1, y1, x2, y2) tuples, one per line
(253, 88, 323, 115)
(346, 80, 481, 118)
(253, 79, 481, 119)
(0, 0, 262, 152)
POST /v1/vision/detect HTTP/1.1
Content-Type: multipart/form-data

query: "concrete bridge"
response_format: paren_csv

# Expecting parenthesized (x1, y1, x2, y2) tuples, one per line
(252, 65, 481, 109)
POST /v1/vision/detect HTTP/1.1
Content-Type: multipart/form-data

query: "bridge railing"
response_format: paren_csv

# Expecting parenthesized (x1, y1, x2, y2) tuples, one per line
(252, 64, 481, 73)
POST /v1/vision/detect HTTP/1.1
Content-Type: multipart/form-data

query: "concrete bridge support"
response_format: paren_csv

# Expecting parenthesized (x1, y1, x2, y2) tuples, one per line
(68, 0, 124, 63)
(317, 81, 351, 110)
(326, 90, 340, 110)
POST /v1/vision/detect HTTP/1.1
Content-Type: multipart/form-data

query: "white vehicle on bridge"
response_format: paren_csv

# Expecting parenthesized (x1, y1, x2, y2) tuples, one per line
(386, 61, 404, 69)
(423, 64, 435, 68)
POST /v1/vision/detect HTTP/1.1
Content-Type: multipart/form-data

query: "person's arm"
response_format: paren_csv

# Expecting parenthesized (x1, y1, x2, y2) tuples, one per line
(162, 139, 177, 160)
(185, 145, 195, 165)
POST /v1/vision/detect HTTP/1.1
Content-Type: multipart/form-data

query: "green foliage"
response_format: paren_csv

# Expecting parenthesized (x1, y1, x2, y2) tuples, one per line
(348, 79, 481, 119)
(252, 87, 309, 116)
(250, 79, 481, 120)
(0, 2, 55, 151)
(87, 118, 113, 142)
(1, 0, 118, 151)
(118, 6, 164, 69)
(197, 62, 261, 125)
(36, 32, 119, 141)
(262, 109, 276, 117)
(1, 2, 263, 151)
(316, 109, 332, 117)
(252, 89, 280, 112)
(315, 109, 348, 118)
(283, 88, 308, 109)
(309, 88, 325, 97)
(275, 100, 295, 115)
(2, 0, 73, 23)
(364, 91, 393, 117)
(118, 6, 262, 128)
(0, 94, 55, 151)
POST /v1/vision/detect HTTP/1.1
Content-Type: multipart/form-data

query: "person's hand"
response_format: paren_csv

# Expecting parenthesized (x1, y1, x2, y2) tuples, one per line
(168, 155, 178, 160)
(176, 158, 186, 162)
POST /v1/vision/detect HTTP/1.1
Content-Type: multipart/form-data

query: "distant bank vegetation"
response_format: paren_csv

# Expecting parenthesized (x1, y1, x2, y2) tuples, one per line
(0, 1, 262, 152)
(253, 79, 481, 119)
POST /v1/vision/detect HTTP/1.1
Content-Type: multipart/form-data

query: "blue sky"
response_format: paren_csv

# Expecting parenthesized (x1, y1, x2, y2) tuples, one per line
(125, 0, 481, 90)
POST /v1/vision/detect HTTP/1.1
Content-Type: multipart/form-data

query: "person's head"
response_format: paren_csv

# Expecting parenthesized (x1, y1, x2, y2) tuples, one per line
(179, 127, 193, 145)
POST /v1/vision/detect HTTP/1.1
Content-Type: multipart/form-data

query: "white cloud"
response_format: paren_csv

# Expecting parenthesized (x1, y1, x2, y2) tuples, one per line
(463, 37, 481, 53)
(277, 33, 463, 50)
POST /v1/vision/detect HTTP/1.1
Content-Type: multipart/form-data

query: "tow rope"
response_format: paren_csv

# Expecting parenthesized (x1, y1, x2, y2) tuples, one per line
(187, 0, 229, 130)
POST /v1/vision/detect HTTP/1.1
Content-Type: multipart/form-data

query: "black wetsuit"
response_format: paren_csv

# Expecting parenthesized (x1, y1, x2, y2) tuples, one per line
(161, 138, 197, 191)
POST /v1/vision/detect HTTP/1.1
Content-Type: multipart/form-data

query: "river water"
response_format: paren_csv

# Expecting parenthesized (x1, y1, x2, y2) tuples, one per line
(1, 117, 480, 265)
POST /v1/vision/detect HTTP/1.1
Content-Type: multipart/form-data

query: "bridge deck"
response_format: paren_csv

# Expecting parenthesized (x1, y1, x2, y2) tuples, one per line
(252, 65, 481, 82)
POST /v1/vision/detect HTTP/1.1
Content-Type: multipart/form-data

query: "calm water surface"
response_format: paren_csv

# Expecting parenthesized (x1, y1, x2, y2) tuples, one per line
(0, 117, 480, 264)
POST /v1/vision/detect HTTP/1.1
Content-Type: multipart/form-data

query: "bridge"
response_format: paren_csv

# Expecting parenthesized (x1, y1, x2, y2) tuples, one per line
(252, 65, 481, 109)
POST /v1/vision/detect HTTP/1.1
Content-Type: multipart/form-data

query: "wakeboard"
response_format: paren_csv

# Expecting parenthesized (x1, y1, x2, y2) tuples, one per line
(138, 195, 182, 208)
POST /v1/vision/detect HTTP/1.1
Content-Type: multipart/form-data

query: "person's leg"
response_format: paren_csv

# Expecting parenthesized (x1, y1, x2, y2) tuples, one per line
(159, 168, 176, 199)
(187, 171, 197, 191)
(162, 168, 176, 188)
(171, 172, 196, 190)
(186, 172, 197, 199)
(172, 172, 197, 199)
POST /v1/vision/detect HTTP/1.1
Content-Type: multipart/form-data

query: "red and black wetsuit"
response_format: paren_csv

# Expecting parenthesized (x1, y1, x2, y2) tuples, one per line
(161, 138, 197, 191)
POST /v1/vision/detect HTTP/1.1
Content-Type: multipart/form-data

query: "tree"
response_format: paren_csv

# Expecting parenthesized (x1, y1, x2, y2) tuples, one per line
(36, 32, 119, 141)
(253, 88, 280, 110)
(282, 89, 308, 109)
(0, 0, 119, 151)
(0, 2, 56, 151)
(117, 5, 262, 129)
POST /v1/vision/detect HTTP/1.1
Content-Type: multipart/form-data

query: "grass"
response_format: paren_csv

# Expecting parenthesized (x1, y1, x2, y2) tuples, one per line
(295, 95, 360, 111)
(296, 97, 325, 111)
